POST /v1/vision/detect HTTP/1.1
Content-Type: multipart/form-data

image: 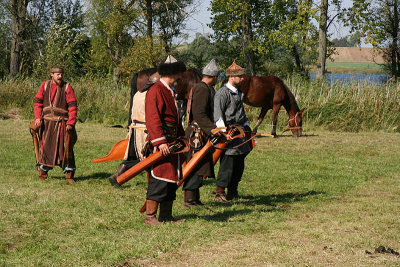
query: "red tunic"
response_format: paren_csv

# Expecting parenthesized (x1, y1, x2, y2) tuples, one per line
(34, 80, 78, 168)
(145, 80, 185, 182)
(34, 81, 77, 125)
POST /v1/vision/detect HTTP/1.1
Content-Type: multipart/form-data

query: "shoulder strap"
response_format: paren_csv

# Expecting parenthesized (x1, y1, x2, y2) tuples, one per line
(44, 80, 51, 93)
(64, 83, 70, 93)
(185, 87, 193, 127)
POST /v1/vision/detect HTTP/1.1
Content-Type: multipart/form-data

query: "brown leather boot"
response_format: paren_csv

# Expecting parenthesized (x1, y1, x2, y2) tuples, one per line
(184, 190, 196, 207)
(38, 168, 47, 180)
(66, 171, 75, 183)
(215, 186, 230, 202)
(144, 200, 160, 225)
(194, 188, 204, 206)
(109, 163, 130, 188)
(159, 201, 185, 223)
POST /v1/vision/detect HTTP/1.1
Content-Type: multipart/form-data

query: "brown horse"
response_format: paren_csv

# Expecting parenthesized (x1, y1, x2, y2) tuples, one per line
(240, 75, 303, 137)
(129, 68, 201, 125)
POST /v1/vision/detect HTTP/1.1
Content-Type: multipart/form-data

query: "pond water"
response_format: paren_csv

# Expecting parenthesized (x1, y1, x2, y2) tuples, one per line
(310, 73, 391, 85)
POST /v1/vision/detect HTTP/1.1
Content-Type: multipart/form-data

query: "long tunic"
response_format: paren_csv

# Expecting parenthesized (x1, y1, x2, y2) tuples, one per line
(185, 81, 216, 177)
(214, 84, 251, 155)
(34, 80, 77, 168)
(145, 80, 185, 183)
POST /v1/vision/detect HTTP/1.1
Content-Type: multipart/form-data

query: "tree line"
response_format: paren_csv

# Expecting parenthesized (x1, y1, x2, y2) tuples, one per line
(0, 0, 399, 86)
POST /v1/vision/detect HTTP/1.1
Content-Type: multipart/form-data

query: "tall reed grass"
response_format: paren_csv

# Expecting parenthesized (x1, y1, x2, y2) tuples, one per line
(1, 76, 399, 132)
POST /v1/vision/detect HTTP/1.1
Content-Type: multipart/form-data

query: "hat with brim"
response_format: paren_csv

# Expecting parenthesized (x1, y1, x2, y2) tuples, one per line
(158, 55, 186, 76)
(202, 59, 221, 77)
(225, 61, 245, 76)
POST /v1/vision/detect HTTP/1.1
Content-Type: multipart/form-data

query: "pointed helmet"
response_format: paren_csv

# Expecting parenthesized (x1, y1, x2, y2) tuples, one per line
(225, 60, 245, 76)
(202, 59, 221, 77)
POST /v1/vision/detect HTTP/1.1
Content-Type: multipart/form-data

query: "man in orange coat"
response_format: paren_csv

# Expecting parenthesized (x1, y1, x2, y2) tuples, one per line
(144, 55, 187, 225)
(33, 66, 78, 182)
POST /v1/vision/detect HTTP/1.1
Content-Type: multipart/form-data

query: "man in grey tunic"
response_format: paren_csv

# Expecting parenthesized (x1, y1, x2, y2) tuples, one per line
(213, 61, 251, 202)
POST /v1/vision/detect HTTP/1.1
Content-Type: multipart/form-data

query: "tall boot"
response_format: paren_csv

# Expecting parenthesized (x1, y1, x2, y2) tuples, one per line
(38, 168, 47, 180)
(159, 201, 185, 223)
(109, 163, 130, 188)
(226, 182, 239, 201)
(144, 200, 160, 225)
(194, 188, 204, 206)
(66, 171, 75, 183)
(215, 186, 230, 202)
(184, 190, 196, 207)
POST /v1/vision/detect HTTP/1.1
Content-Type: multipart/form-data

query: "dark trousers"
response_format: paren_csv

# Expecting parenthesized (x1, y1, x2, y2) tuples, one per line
(146, 173, 177, 202)
(216, 154, 246, 188)
(182, 174, 203, 190)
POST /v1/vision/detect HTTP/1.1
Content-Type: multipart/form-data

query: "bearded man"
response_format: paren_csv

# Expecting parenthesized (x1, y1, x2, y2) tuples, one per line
(213, 61, 251, 202)
(33, 66, 78, 182)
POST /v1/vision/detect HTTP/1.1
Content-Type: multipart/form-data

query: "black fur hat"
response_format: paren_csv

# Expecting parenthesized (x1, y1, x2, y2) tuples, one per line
(157, 55, 186, 76)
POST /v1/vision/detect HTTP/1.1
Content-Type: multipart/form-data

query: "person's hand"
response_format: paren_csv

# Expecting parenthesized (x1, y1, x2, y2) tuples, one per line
(34, 118, 42, 127)
(66, 124, 73, 131)
(158, 143, 170, 156)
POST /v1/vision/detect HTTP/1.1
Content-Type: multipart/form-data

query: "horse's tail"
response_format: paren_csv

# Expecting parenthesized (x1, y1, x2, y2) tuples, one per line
(128, 73, 139, 126)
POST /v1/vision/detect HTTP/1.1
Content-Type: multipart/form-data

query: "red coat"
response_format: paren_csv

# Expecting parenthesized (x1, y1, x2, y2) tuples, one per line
(145, 80, 185, 182)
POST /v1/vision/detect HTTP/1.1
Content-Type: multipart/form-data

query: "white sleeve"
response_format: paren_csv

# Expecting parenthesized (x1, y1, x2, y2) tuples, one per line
(215, 117, 226, 132)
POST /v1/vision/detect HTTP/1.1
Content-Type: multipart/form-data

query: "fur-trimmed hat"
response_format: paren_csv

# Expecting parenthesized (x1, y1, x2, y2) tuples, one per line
(157, 55, 186, 76)
(225, 61, 245, 76)
(202, 59, 221, 77)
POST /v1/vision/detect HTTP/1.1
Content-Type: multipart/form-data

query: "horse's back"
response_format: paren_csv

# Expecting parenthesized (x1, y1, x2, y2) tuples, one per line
(244, 75, 286, 107)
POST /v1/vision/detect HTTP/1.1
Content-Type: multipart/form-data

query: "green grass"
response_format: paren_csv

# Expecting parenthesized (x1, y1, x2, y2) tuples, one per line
(1, 119, 400, 265)
(326, 62, 386, 74)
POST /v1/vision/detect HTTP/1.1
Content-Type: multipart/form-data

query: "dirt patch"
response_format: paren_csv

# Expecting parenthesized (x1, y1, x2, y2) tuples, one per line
(1, 108, 23, 120)
(330, 47, 385, 63)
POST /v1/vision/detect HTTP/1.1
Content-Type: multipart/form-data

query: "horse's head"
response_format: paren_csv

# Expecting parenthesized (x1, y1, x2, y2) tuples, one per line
(174, 69, 201, 100)
(288, 110, 303, 137)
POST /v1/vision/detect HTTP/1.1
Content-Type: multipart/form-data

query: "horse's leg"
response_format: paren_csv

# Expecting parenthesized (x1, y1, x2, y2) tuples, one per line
(253, 107, 268, 134)
(271, 104, 281, 137)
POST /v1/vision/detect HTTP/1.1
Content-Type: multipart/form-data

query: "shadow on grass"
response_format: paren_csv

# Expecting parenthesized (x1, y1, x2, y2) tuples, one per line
(247, 190, 323, 206)
(184, 190, 323, 222)
(74, 172, 111, 181)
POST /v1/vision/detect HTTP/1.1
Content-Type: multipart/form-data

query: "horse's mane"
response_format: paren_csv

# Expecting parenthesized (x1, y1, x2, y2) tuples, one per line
(282, 81, 300, 112)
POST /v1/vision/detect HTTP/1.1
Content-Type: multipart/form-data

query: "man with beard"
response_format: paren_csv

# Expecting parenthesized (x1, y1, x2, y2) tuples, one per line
(33, 66, 78, 182)
(144, 55, 187, 225)
(213, 61, 251, 202)
(183, 59, 222, 207)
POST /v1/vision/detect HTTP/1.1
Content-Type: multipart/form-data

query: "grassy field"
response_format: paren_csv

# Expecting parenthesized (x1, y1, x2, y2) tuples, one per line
(325, 62, 386, 75)
(1, 119, 400, 266)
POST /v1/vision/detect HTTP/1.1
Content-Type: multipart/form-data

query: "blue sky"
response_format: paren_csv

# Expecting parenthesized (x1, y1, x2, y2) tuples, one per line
(185, 0, 355, 43)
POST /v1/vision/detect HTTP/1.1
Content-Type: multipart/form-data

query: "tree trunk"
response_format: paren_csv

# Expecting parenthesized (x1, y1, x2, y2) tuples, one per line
(391, 0, 399, 80)
(145, 0, 157, 67)
(241, 0, 255, 76)
(316, 0, 328, 79)
(10, 0, 28, 77)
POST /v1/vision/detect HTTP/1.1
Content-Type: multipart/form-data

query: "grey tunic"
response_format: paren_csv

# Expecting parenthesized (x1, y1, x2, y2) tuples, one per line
(214, 85, 251, 155)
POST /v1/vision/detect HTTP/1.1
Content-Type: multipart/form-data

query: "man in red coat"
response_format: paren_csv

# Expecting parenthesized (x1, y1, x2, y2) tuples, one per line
(33, 66, 78, 182)
(144, 55, 187, 225)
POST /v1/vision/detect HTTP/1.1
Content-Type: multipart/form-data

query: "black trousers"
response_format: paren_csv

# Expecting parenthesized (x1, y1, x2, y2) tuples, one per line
(216, 154, 246, 188)
(146, 172, 177, 202)
(182, 174, 203, 190)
